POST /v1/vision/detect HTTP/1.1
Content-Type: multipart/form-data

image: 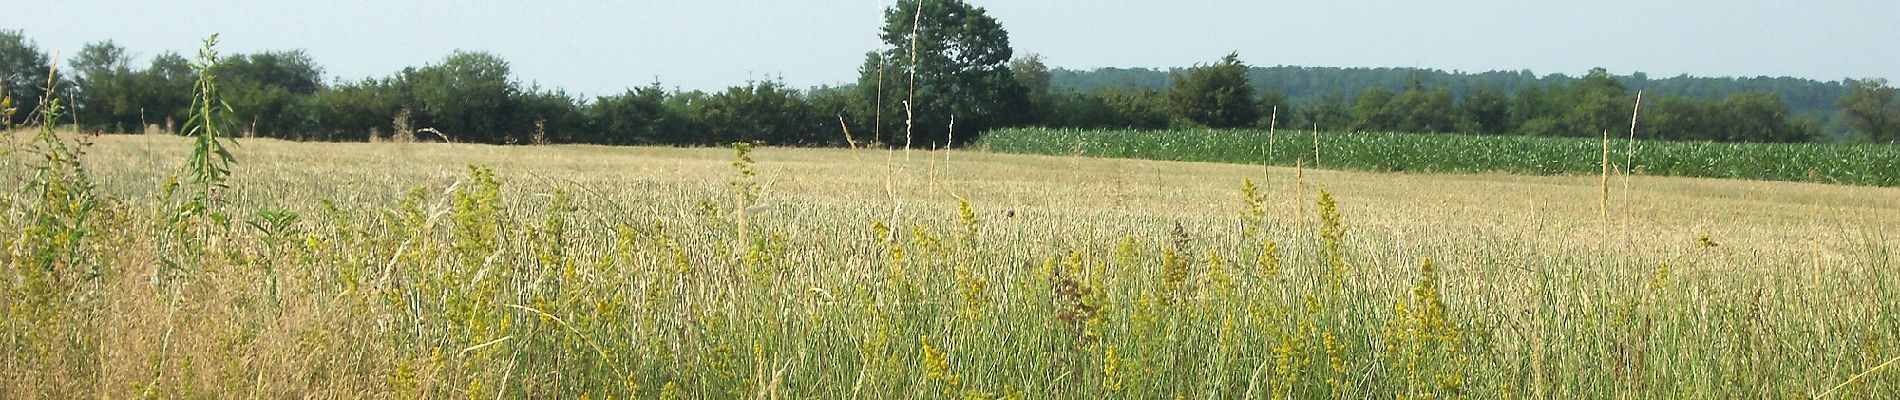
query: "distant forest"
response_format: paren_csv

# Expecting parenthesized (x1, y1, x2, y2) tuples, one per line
(6, 2, 1897, 148)
(1055, 66, 1847, 117)
(1051, 66, 1855, 138)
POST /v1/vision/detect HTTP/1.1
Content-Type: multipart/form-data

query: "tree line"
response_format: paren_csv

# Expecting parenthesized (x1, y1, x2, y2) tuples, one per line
(1053, 66, 1851, 119)
(4, 1, 1897, 145)
(1042, 62, 1896, 143)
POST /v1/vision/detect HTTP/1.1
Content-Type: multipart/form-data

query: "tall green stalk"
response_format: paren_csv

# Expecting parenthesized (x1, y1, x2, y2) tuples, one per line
(179, 33, 237, 224)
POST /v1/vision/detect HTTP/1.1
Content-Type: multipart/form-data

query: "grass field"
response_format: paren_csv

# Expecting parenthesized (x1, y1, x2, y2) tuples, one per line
(979, 127, 1900, 187)
(4, 132, 1899, 398)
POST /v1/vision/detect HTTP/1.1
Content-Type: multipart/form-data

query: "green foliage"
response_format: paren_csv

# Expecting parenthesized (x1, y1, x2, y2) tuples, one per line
(138, 52, 198, 131)
(0, 30, 60, 127)
(308, 77, 401, 141)
(8, 29, 1867, 146)
(401, 51, 519, 142)
(1838, 78, 1899, 143)
(69, 41, 142, 132)
(513, 86, 586, 144)
(979, 127, 1900, 186)
(1056, 65, 1842, 143)
(4, 73, 110, 396)
(856, 0, 1028, 146)
(1093, 88, 1172, 130)
(213, 50, 325, 137)
(586, 84, 694, 145)
(179, 34, 238, 225)
(1169, 52, 1260, 129)
(1457, 86, 1510, 134)
(1052, 64, 1855, 123)
(690, 80, 824, 145)
(1350, 87, 1400, 131)
(1012, 54, 1054, 126)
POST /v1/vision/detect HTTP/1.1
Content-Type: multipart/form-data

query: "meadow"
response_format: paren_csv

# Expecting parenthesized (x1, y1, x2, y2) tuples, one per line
(3, 128, 1899, 398)
(978, 127, 1900, 187)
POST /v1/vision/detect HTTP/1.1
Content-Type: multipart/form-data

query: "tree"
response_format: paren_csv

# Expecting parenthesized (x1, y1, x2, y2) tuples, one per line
(690, 79, 822, 144)
(1506, 83, 1561, 135)
(855, 0, 1027, 147)
(1095, 88, 1171, 129)
(1168, 52, 1259, 128)
(1350, 87, 1398, 131)
(139, 52, 197, 133)
(1719, 92, 1813, 143)
(70, 41, 142, 131)
(1303, 92, 1351, 131)
(1458, 86, 1509, 134)
(1645, 96, 1718, 141)
(512, 86, 584, 144)
(400, 51, 518, 143)
(1, 30, 57, 126)
(309, 77, 400, 141)
(1562, 67, 1632, 137)
(588, 84, 692, 145)
(182, 50, 327, 137)
(1837, 78, 1898, 143)
(1256, 88, 1293, 129)
(220, 50, 324, 95)
(1042, 91, 1114, 129)
(1011, 54, 1053, 125)
(1391, 82, 1455, 133)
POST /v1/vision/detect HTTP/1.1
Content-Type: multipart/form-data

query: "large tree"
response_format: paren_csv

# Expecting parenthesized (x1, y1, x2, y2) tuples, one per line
(1010, 53, 1053, 126)
(400, 51, 519, 143)
(855, 0, 1027, 147)
(588, 84, 694, 145)
(218, 50, 326, 136)
(1563, 67, 1633, 137)
(690, 79, 822, 145)
(1838, 78, 1898, 143)
(137, 52, 197, 132)
(1169, 52, 1259, 128)
(70, 41, 142, 131)
(308, 77, 400, 141)
(1, 30, 57, 126)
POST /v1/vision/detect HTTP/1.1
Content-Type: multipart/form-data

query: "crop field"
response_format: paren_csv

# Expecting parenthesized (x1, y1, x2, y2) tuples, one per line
(4, 131, 1899, 398)
(979, 128, 1900, 187)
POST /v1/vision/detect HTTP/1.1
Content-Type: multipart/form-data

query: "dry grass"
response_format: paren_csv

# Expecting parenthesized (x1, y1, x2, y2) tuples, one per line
(5, 133, 1898, 398)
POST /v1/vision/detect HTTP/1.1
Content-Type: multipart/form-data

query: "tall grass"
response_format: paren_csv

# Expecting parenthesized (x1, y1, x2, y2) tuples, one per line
(3, 50, 1898, 395)
(978, 127, 1900, 186)
(3, 134, 1896, 397)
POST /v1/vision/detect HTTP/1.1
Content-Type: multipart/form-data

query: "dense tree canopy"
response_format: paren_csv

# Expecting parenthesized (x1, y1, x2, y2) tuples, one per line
(69, 41, 140, 131)
(689, 80, 825, 145)
(1169, 52, 1259, 128)
(855, 0, 1027, 147)
(0, 25, 1870, 146)
(1838, 79, 1898, 143)
(1, 30, 59, 126)
(401, 51, 518, 142)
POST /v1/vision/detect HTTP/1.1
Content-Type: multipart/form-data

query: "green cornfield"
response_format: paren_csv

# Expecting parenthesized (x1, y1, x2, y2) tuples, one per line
(978, 128, 1900, 187)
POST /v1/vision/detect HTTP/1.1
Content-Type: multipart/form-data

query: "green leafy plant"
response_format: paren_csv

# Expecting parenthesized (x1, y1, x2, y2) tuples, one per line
(177, 34, 239, 227)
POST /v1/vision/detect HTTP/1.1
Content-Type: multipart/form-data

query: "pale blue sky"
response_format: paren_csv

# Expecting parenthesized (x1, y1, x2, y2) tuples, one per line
(12, 1, 1897, 96)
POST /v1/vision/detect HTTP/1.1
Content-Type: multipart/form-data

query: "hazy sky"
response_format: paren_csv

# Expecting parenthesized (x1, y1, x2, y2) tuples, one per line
(12, 1, 1898, 96)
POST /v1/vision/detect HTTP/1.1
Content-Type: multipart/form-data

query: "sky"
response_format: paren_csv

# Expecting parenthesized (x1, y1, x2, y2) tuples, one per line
(11, 1, 1898, 97)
